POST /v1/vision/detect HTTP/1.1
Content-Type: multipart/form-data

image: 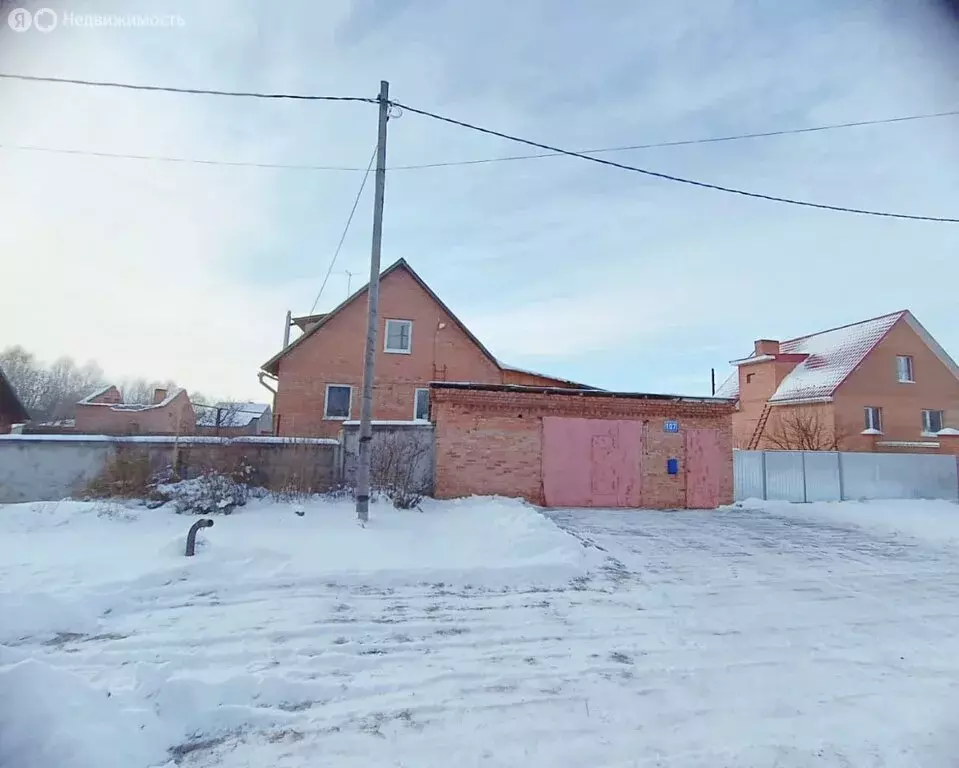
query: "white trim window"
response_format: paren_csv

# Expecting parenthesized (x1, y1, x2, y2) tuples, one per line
(896, 355, 914, 383)
(384, 319, 412, 354)
(864, 406, 883, 432)
(414, 388, 430, 421)
(324, 384, 352, 420)
(922, 409, 944, 435)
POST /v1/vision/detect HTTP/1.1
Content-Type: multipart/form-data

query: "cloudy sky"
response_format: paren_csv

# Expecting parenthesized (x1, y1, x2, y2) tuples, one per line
(1, 0, 957, 400)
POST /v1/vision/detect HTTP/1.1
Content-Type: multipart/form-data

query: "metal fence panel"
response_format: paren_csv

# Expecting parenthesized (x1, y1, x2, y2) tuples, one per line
(733, 451, 765, 501)
(840, 452, 958, 502)
(763, 451, 806, 502)
(803, 451, 842, 502)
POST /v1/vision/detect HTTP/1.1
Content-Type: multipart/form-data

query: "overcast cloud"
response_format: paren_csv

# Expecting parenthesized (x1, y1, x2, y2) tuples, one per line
(1, 0, 957, 399)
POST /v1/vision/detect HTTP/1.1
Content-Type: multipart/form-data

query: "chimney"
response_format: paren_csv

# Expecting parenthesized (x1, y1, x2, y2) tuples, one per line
(152, 388, 168, 405)
(754, 339, 780, 357)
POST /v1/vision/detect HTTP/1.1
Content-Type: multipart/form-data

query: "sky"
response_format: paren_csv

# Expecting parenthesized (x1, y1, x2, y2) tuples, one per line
(1, 0, 957, 401)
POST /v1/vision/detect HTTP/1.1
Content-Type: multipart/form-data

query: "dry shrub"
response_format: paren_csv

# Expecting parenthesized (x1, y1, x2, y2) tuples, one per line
(370, 431, 431, 509)
(84, 446, 154, 499)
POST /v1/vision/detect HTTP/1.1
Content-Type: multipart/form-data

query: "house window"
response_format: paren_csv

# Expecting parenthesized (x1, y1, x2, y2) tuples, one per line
(324, 384, 352, 420)
(745, 373, 755, 383)
(384, 319, 412, 353)
(864, 406, 883, 432)
(896, 355, 914, 383)
(922, 409, 944, 435)
(414, 388, 430, 421)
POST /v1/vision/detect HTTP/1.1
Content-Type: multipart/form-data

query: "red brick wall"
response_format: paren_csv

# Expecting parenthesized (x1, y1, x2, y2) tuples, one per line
(74, 390, 196, 435)
(834, 319, 959, 452)
(432, 387, 734, 509)
(275, 268, 503, 438)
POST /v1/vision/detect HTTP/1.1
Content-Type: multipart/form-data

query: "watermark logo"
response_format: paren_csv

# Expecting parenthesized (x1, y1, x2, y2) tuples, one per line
(7, 8, 185, 32)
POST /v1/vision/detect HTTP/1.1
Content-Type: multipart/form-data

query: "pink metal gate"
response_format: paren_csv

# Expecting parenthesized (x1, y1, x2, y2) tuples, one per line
(685, 428, 722, 509)
(542, 418, 644, 508)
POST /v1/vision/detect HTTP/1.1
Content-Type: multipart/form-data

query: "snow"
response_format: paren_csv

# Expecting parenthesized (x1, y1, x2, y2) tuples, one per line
(769, 311, 903, 402)
(3, 496, 959, 766)
(342, 419, 431, 426)
(937, 427, 959, 436)
(195, 402, 270, 428)
(739, 497, 959, 546)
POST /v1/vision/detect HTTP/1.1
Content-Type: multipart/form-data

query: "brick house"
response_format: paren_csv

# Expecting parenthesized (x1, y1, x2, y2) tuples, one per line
(261, 259, 594, 438)
(431, 383, 735, 509)
(75, 385, 196, 435)
(0, 366, 29, 434)
(716, 311, 959, 453)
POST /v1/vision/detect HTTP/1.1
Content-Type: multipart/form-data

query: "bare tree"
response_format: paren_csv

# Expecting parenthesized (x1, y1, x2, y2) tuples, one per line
(765, 406, 849, 451)
(0, 346, 105, 421)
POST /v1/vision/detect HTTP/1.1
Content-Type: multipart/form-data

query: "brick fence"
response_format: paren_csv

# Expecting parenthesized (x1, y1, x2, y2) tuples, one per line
(431, 383, 735, 509)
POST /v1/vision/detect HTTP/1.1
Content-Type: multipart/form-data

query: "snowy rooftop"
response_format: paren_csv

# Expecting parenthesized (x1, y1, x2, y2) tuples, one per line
(195, 402, 269, 428)
(718, 311, 907, 403)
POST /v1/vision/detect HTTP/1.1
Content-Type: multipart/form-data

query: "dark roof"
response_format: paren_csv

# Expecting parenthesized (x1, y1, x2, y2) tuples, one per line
(262, 258, 508, 377)
(0, 367, 29, 423)
(429, 381, 735, 404)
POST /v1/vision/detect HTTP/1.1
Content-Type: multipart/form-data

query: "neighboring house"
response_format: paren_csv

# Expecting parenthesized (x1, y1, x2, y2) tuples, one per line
(0, 366, 29, 434)
(261, 258, 596, 438)
(195, 402, 273, 436)
(716, 310, 959, 453)
(75, 385, 196, 435)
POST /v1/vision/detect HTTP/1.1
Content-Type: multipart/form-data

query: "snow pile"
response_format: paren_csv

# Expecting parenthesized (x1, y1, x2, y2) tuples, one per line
(742, 498, 959, 546)
(0, 495, 602, 604)
(0, 659, 172, 768)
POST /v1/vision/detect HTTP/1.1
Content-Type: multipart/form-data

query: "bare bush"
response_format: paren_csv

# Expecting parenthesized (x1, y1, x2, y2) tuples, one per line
(370, 431, 432, 509)
(765, 406, 850, 451)
(83, 447, 154, 499)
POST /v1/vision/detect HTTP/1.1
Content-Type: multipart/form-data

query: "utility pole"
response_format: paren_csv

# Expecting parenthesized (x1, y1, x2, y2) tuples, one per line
(711, 368, 716, 396)
(283, 310, 292, 347)
(355, 80, 390, 524)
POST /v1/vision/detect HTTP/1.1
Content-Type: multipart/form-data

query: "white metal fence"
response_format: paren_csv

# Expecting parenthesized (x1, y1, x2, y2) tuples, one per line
(734, 450, 959, 503)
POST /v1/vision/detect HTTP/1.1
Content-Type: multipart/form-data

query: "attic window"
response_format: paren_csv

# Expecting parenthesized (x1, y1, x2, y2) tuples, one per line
(746, 373, 755, 383)
(896, 355, 914, 383)
(385, 319, 412, 354)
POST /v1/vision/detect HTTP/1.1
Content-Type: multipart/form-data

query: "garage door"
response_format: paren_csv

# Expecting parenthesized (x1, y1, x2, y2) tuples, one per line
(685, 428, 722, 509)
(542, 418, 644, 508)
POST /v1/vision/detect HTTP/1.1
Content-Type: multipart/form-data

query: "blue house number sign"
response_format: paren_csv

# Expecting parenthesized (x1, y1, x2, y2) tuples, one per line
(664, 419, 679, 433)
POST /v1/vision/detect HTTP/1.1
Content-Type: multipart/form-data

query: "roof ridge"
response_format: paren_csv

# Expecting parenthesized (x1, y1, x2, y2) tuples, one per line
(782, 310, 908, 345)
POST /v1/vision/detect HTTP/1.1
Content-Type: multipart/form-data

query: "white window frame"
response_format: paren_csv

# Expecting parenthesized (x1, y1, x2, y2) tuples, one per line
(896, 355, 914, 383)
(921, 409, 944, 436)
(384, 319, 413, 354)
(414, 388, 430, 421)
(864, 406, 883, 433)
(323, 384, 352, 420)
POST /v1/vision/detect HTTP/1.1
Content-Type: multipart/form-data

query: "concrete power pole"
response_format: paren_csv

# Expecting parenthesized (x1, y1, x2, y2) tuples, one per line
(355, 80, 390, 524)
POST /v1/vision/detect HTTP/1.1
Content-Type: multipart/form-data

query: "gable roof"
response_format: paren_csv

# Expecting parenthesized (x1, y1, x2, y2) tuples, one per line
(0, 367, 29, 423)
(260, 258, 598, 390)
(719, 310, 959, 404)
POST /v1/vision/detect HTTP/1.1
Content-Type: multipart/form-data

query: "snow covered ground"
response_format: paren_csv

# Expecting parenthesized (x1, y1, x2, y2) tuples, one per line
(2, 496, 958, 767)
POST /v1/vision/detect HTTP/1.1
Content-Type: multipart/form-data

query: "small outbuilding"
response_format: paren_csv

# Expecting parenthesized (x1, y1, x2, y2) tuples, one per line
(0, 367, 29, 434)
(430, 383, 735, 509)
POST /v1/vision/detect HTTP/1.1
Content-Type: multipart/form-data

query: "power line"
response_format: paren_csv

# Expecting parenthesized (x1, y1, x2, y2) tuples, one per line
(0, 72, 376, 103)
(309, 146, 378, 314)
(390, 100, 959, 223)
(2, 105, 958, 172)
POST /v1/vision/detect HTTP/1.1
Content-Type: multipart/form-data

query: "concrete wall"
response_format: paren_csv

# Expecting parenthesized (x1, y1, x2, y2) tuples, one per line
(0, 435, 338, 503)
(339, 422, 434, 495)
